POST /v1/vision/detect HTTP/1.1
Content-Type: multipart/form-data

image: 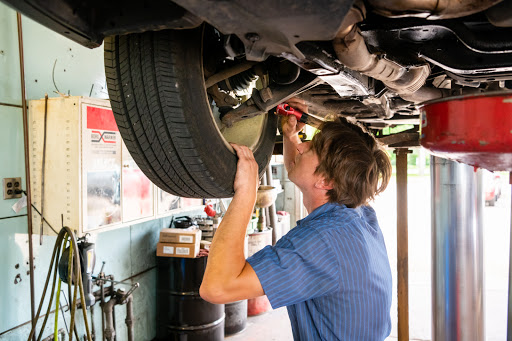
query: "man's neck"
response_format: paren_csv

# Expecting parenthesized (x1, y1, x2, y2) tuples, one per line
(302, 194, 330, 215)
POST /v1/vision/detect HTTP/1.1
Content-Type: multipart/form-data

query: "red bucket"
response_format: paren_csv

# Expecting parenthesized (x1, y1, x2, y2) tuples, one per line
(247, 295, 272, 316)
(421, 93, 512, 171)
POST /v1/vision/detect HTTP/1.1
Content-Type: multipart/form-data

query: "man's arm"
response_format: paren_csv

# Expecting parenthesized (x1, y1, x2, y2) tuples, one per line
(200, 144, 264, 304)
(282, 99, 307, 173)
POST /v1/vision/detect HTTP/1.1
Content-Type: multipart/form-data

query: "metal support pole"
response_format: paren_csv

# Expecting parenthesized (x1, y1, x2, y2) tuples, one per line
(17, 13, 36, 341)
(431, 156, 484, 341)
(260, 171, 270, 232)
(395, 148, 409, 341)
(266, 164, 278, 245)
(507, 172, 512, 341)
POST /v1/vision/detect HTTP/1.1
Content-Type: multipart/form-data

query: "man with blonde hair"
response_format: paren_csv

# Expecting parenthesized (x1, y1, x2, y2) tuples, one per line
(200, 100, 393, 340)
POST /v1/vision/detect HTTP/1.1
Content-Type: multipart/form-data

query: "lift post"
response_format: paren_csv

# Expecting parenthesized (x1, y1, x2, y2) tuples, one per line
(431, 157, 484, 341)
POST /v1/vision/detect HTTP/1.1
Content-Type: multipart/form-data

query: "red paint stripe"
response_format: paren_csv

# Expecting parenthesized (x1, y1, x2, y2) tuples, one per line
(87, 106, 118, 131)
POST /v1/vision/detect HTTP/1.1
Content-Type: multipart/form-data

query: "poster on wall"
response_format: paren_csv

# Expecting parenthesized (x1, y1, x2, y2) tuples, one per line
(122, 142, 154, 221)
(157, 189, 181, 215)
(182, 198, 204, 208)
(83, 105, 122, 230)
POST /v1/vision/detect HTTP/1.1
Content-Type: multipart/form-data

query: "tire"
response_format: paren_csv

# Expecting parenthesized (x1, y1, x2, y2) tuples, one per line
(104, 28, 277, 198)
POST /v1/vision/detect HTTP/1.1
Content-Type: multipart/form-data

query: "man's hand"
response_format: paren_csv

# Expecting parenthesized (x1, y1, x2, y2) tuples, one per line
(281, 98, 309, 173)
(231, 143, 259, 195)
(281, 98, 307, 139)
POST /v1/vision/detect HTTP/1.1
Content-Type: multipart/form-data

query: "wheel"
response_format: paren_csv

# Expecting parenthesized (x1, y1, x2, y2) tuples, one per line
(104, 28, 277, 198)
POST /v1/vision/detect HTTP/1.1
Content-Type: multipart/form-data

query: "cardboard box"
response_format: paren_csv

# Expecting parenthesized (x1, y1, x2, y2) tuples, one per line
(200, 240, 212, 250)
(159, 228, 201, 244)
(157, 240, 200, 258)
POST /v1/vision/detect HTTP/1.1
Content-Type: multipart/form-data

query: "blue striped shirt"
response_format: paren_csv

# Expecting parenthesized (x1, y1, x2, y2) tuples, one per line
(247, 202, 392, 341)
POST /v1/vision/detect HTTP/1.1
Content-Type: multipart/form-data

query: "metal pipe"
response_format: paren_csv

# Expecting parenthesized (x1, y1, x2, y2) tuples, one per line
(431, 156, 484, 341)
(110, 276, 116, 341)
(265, 164, 278, 245)
(395, 148, 410, 341)
(399, 87, 449, 104)
(260, 172, 273, 237)
(125, 295, 134, 341)
(100, 281, 106, 341)
(103, 298, 117, 341)
(367, 0, 502, 19)
(17, 12, 36, 341)
(91, 305, 96, 341)
(332, 3, 430, 97)
(507, 172, 512, 341)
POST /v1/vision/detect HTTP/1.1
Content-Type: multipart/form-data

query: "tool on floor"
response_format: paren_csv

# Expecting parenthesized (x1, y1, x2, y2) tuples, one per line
(276, 103, 324, 128)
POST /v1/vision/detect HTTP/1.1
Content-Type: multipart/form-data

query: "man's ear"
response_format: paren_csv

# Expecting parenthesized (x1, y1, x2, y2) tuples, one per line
(314, 178, 333, 190)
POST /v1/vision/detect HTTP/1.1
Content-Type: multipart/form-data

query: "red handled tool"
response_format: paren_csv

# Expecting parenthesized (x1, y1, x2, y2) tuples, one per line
(204, 203, 216, 217)
(276, 103, 323, 128)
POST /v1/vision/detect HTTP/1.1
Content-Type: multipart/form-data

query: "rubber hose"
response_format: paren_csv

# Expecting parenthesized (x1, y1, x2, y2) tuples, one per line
(27, 230, 66, 341)
(54, 279, 62, 341)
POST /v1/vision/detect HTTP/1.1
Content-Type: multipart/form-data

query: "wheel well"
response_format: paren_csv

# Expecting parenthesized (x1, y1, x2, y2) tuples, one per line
(2, 0, 202, 48)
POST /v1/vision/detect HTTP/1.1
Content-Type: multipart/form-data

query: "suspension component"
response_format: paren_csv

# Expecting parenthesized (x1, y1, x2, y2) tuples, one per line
(219, 68, 258, 91)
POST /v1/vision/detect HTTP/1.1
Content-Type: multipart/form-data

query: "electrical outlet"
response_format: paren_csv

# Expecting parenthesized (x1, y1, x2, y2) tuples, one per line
(3, 177, 22, 199)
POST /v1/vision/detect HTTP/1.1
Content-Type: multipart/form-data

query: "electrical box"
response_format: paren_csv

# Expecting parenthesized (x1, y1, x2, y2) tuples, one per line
(29, 96, 203, 236)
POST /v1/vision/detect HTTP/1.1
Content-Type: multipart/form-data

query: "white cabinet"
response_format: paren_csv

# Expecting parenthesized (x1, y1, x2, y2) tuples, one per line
(29, 96, 202, 236)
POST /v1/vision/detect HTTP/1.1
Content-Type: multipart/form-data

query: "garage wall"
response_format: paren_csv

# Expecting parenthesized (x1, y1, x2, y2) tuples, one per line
(0, 4, 200, 340)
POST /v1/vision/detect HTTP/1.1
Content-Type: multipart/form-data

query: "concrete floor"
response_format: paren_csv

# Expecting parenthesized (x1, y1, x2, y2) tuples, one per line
(226, 307, 292, 341)
(225, 306, 406, 341)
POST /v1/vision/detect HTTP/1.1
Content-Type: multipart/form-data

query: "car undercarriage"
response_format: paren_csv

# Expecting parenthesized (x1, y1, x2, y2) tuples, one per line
(3, 0, 512, 197)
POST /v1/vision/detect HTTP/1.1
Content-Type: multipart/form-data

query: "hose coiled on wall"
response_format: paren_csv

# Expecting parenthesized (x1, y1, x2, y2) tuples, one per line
(27, 226, 92, 341)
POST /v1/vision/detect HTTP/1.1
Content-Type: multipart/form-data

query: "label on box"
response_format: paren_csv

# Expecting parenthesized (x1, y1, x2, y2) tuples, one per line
(179, 235, 194, 243)
(176, 247, 190, 255)
(163, 246, 174, 254)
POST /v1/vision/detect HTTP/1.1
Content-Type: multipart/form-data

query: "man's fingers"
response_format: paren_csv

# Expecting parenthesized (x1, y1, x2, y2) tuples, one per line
(282, 115, 305, 133)
(287, 98, 308, 114)
(287, 96, 305, 105)
(231, 142, 241, 154)
(230, 143, 255, 160)
(287, 115, 297, 126)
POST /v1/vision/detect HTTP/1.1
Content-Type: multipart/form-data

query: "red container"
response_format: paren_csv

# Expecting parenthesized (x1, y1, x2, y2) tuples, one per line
(247, 295, 272, 316)
(420, 93, 512, 171)
(246, 230, 273, 316)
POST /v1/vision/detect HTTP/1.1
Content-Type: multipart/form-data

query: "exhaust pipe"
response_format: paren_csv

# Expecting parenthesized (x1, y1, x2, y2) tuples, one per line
(367, 0, 503, 20)
(332, 3, 430, 98)
(332, 1, 499, 103)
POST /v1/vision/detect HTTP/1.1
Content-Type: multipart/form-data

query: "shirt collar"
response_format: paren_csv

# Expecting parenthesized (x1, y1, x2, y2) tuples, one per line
(296, 202, 344, 226)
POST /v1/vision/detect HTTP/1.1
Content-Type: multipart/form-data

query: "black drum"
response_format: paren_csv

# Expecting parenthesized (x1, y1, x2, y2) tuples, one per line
(225, 300, 247, 335)
(156, 256, 225, 340)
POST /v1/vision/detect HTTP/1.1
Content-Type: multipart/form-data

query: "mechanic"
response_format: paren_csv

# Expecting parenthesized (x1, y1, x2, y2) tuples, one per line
(200, 99, 393, 340)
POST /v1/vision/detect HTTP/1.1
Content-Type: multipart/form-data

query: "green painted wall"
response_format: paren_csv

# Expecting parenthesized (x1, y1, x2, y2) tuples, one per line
(0, 4, 202, 340)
